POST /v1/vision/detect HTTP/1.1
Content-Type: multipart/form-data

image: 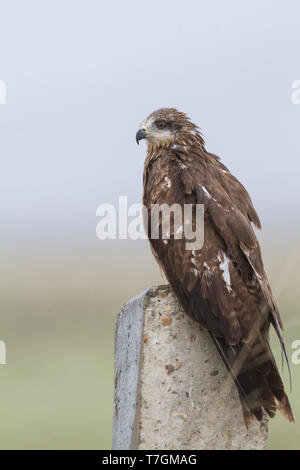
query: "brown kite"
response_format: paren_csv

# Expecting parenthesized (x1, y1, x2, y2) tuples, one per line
(136, 107, 293, 426)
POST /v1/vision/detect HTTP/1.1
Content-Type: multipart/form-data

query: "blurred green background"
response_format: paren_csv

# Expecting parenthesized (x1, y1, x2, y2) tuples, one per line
(0, 233, 299, 449)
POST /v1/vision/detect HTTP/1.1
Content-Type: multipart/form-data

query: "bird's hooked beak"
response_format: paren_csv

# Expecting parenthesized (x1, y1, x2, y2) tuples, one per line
(136, 128, 147, 145)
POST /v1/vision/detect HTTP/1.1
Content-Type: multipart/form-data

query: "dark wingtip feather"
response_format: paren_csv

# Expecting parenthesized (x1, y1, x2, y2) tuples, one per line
(278, 395, 295, 423)
(270, 311, 292, 392)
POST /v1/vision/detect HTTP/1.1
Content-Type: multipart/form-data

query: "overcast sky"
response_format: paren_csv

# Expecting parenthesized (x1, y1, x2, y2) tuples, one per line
(0, 0, 299, 246)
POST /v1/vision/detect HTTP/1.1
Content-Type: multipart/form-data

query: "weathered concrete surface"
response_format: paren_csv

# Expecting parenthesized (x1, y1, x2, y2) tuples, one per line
(112, 285, 268, 450)
(112, 289, 146, 450)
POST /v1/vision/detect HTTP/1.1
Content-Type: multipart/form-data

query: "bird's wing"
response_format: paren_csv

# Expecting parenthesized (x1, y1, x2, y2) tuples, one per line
(145, 149, 285, 344)
(144, 149, 293, 423)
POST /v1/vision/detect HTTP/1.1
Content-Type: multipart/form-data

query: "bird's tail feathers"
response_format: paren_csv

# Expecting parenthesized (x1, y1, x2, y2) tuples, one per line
(210, 331, 294, 427)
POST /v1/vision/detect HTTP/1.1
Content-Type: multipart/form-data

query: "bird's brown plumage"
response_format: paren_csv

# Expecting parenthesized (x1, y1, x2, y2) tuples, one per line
(138, 107, 293, 426)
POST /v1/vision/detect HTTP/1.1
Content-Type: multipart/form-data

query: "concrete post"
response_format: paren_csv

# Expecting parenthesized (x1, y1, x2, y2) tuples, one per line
(112, 285, 268, 450)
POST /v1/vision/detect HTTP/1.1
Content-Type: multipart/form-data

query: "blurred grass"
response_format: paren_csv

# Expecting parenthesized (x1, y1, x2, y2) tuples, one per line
(0, 236, 299, 449)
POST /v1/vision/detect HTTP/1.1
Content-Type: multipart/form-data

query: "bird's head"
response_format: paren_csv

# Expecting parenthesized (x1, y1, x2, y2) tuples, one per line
(136, 108, 200, 150)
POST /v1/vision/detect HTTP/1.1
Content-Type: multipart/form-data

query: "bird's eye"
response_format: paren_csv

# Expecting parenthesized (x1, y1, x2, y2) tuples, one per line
(155, 120, 166, 130)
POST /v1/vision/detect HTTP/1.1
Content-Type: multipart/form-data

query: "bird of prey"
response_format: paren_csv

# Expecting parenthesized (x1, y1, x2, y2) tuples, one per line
(136, 107, 293, 426)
